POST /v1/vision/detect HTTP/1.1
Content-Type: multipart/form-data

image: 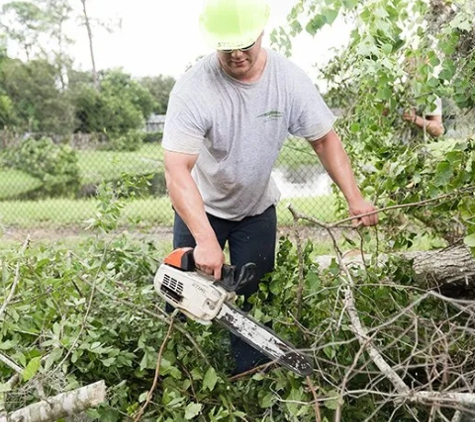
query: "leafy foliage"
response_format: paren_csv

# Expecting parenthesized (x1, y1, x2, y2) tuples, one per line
(0, 1, 48, 60)
(2, 223, 474, 421)
(139, 75, 176, 115)
(1, 2, 475, 421)
(0, 136, 80, 197)
(107, 129, 145, 152)
(70, 69, 155, 146)
(0, 57, 76, 133)
(273, 0, 475, 250)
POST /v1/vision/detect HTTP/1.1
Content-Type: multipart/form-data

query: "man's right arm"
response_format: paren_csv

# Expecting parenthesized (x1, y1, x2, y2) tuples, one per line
(164, 150, 225, 279)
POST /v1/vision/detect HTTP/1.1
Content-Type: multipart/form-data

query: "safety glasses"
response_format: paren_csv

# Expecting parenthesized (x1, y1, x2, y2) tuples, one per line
(220, 41, 256, 54)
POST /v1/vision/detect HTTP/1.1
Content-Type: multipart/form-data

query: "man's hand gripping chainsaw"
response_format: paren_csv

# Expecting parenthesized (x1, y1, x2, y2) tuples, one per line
(154, 247, 313, 376)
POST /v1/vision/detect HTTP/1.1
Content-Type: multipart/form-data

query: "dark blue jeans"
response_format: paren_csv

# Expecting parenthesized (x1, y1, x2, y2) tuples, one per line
(172, 205, 277, 373)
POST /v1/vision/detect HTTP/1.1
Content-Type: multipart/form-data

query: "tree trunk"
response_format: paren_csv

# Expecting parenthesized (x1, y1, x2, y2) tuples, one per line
(315, 244, 475, 295)
(80, 0, 98, 90)
(0, 381, 106, 422)
(405, 244, 475, 288)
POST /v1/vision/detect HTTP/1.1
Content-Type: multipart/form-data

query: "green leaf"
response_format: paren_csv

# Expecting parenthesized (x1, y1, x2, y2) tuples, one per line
(464, 233, 475, 247)
(184, 402, 202, 420)
(324, 390, 341, 410)
(260, 391, 276, 408)
(252, 373, 265, 381)
(322, 8, 339, 25)
(0, 340, 16, 350)
(324, 345, 336, 359)
(376, 86, 392, 100)
(23, 356, 41, 382)
(342, 0, 358, 9)
(433, 161, 453, 187)
(290, 19, 302, 35)
(190, 368, 202, 380)
(44, 347, 63, 371)
(306, 15, 326, 35)
(382, 43, 392, 54)
(203, 367, 218, 391)
(450, 13, 473, 31)
(306, 272, 320, 290)
(324, 397, 340, 410)
(0, 383, 12, 393)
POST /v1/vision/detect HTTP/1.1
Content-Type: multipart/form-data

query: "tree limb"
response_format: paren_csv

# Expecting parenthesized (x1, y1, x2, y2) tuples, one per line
(0, 380, 106, 422)
(0, 236, 30, 320)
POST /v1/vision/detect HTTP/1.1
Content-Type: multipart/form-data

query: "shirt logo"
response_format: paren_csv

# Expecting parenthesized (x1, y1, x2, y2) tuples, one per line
(257, 110, 283, 120)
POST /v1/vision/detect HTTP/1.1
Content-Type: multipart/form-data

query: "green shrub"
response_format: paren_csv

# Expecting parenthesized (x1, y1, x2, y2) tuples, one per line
(108, 129, 144, 152)
(1, 136, 80, 197)
(143, 131, 163, 143)
(150, 170, 167, 196)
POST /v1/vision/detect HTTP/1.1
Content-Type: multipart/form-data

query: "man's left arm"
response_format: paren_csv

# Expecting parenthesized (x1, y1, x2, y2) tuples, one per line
(309, 129, 378, 227)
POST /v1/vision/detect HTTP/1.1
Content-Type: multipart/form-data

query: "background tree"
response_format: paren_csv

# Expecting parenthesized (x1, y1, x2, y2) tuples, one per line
(70, 69, 155, 135)
(77, 0, 121, 91)
(138, 75, 176, 115)
(39, 0, 75, 89)
(0, 44, 14, 129)
(0, 57, 75, 134)
(78, 0, 98, 90)
(0, 1, 48, 60)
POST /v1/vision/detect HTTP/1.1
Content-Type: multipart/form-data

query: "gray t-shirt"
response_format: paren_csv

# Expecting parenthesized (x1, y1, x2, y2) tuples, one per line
(163, 49, 336, 221)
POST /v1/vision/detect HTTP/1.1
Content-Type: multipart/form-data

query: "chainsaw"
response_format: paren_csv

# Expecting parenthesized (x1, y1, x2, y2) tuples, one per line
(153, 247, 313, 377)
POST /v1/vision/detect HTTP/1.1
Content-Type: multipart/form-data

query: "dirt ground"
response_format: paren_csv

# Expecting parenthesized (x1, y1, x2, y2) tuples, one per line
(1, 225, 174, 246)
(1, 224, 343, 249)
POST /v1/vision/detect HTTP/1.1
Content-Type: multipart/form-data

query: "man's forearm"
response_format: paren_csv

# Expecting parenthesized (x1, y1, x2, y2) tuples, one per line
(165, 169, 216, 244)
(414, 115, 444, 138)
(310, 130, 363, 204)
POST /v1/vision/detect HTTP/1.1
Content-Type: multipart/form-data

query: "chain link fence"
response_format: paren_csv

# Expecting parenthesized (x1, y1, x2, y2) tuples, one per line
(0, 128, 337, 231)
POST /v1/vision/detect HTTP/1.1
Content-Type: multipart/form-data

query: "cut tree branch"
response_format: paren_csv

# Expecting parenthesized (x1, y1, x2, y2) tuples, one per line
(0, 380, 106, 422)
(288, 204, 475, 419)
(0, 236, 30, 320)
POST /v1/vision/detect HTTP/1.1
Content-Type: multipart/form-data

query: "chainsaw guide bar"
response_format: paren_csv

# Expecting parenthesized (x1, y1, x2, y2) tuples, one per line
(154, 247, 313, 377)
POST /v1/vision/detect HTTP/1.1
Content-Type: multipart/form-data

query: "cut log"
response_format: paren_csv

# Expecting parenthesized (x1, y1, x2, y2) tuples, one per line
(405, 244, 475, 290)
(0, 381, 106, 422)
(314, 244, 475, 295)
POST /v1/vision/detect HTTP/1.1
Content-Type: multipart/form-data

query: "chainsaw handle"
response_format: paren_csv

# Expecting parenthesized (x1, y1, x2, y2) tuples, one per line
(219, 263, 256, 293)
(165, 247, 255, 293)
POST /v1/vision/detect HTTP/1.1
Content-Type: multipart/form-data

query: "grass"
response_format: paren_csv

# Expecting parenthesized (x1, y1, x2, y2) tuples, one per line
(0, 138, 315, 200)
(0, 138, 447, 254)
(0, 192, 445, 257)
(0, 195, 338, 254)
(0, 195, 336, 228)
(276, 137, 322, 169)
(77, 143, 163, 184)
(0, 144, 164, 199)
(0, 169, 42, 200)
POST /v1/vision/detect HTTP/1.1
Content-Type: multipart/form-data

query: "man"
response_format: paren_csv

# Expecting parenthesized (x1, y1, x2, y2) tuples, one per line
(162, 0, 378, 375)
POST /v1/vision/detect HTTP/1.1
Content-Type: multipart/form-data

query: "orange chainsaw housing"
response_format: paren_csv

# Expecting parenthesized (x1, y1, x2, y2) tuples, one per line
(163, 247, 195, 271)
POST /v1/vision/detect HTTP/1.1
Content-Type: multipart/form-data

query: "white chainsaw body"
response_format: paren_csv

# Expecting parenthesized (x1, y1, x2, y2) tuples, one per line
(154, 263, 232, 324)
(154, 257, 314, 376)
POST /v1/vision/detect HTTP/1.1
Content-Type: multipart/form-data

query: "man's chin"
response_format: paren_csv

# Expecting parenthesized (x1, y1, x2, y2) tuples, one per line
(227, 65, 250, 78)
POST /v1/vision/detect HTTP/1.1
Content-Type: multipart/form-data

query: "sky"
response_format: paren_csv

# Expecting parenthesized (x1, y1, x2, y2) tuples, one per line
(66, 0, 353, 82)
(1, 0, 353, 83)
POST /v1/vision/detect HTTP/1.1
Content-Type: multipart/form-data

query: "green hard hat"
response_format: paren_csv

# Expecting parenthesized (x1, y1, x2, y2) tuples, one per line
(199, 0, 270, 50)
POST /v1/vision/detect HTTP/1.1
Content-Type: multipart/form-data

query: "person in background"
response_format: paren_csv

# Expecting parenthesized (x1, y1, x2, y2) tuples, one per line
(402, 97, 445, 138)
(401, 54, 445, 139)
(162, 0, 378, 375)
